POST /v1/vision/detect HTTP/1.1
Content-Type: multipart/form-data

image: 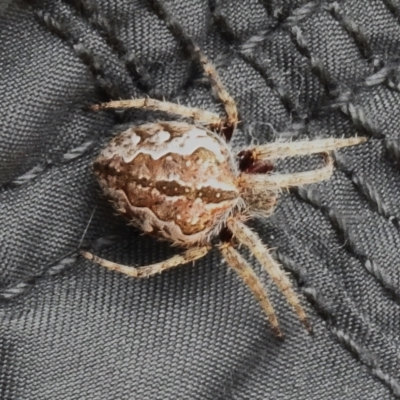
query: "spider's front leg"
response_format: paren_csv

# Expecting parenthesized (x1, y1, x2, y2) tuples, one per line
(80, 246, 210, 278)
(248, 136, 367, 161)
(239, 152, 335, 190)
(238, 136, 367, 189)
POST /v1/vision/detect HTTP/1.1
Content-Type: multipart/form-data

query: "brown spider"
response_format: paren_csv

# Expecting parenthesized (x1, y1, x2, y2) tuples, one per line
(80, 45, 366, 338)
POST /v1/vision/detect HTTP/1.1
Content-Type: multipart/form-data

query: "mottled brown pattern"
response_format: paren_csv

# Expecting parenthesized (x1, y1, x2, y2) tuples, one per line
(94, 124, 239, 239)
(83, 44, 367, 337)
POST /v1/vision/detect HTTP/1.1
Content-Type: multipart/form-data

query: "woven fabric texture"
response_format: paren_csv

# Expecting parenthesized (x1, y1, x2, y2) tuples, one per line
(1, 0, 400, 399)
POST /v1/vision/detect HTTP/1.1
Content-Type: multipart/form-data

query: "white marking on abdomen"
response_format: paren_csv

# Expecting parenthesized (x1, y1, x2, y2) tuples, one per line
(105, 126, 226, 163)
(196, 178, 238, 193)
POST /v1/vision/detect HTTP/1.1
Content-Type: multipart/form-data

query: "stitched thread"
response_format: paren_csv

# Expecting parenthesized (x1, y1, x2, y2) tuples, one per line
(332, 327, 400, 396)
(382, 0, 400, 24)
(0, 253, 78, 301)
(0, 140, 94, 190)
(145, 0, 203, 62)
(66, 0, 155, 93)
(242, 2, 400, 116)
(0, 234, 122, 301)
(35, 9, 132, 100)
(212, 6, 304, 125)
(325, 2, 376, 64)
(335, 152, 399, 227)
(386, 138, 400, 165)
(277, 249, 400, 397)
(296, 185, 400, 298)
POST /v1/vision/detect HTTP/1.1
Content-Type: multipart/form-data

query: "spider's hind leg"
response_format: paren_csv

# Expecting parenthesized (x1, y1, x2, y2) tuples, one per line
(227, 219, 312, 333)
(81, 246, 210, 278)
(220, 243, 283, 338)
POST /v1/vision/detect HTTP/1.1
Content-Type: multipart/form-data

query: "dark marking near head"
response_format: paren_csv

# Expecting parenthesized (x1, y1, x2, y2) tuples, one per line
(238, 150, 253, 171)
(221, 123, 235, 142)
(237, 150, 274, 174)
(248, 161, 274, 174)
(219, 226, 233, 243)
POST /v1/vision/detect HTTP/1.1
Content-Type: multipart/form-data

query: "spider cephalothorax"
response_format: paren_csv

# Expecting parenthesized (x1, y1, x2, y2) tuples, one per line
(81, 46, 366, 338)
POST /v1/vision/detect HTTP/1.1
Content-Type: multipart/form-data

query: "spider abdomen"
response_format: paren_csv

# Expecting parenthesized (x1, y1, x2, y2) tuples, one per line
(93, 122, 240, 246)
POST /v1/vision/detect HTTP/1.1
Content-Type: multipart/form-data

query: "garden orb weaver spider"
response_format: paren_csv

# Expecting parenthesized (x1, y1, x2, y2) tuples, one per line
(80, 45, 366, 338)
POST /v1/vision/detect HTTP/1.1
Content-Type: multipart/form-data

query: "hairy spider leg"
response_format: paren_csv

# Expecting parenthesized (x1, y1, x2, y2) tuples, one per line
(248, 136, 367, 160)
(239, 153, 334, 191)
(192, 45, 238, 138)
(90, 46, 238, 139)
(80, 246, 210, 278)
(220, 243, 283, 337)
(90, 98, 223, 128)
(227, 219, 312, 332)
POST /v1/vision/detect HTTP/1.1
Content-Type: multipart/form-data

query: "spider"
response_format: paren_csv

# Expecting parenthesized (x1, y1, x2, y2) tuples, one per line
(80, 45, 366, 338)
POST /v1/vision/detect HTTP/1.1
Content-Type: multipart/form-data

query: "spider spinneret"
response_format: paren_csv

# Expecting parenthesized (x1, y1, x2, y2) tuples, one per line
(81, 45, 366, 338)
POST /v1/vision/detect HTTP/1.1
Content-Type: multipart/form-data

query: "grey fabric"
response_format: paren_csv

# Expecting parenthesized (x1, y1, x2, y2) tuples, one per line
(1, 0, 400, 398)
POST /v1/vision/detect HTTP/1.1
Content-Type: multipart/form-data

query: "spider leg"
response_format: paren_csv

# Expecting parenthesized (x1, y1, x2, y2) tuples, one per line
(239, 152, 334, 190)
(80, 246, 209, 278)
(249, 136, 367, 161)
(227, 219, 312, 333)
(90, 98, 223, 128)
(220, 243, 283, 337)
(194, 46, 238, 139)
(90, 49, 238, 139)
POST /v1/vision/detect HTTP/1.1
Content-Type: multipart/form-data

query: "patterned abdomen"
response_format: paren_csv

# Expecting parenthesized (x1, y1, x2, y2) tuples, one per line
(93, 122, 240, 246)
